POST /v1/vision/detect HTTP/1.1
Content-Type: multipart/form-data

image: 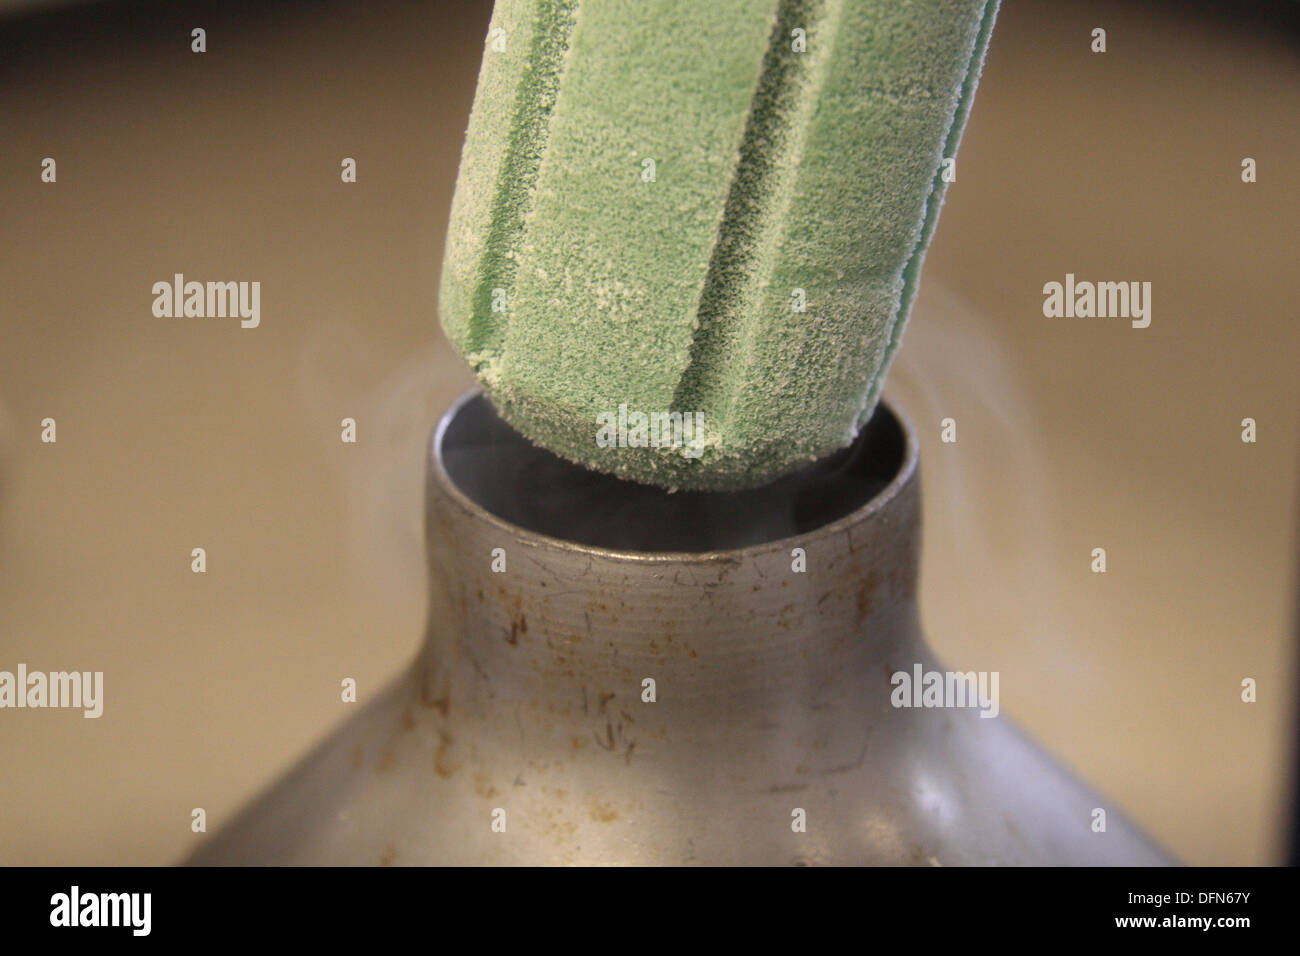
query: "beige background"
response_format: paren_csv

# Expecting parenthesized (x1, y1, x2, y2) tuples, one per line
(0, 0, 1296, 865)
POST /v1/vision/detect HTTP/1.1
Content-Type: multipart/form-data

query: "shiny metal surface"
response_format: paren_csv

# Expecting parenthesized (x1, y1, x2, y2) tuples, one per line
(192, 390, 1173, 865)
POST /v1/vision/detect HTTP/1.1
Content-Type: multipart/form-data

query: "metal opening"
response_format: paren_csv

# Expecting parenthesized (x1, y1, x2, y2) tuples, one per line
(437, 392, 910, 553)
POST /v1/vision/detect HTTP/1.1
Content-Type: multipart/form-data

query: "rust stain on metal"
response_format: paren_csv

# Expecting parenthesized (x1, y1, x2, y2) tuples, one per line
(506, 610, 529, 645)
(434, 730, 457, 778)
(765, 782, 809, 794)
(422, 694, 450, 718)
(778, 602, 798, 629)
(473, 772, 499, 799)
(855, 569, 880, 626)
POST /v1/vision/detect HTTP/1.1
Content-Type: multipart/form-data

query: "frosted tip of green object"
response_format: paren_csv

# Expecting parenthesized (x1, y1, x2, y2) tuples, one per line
(439, 0, 998, 490)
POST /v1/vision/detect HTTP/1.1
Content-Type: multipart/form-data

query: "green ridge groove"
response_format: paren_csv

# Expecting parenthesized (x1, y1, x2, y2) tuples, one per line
(465, 0, 579, 360)
(857, 0, 999, 427)
(671, 0, 837, 428)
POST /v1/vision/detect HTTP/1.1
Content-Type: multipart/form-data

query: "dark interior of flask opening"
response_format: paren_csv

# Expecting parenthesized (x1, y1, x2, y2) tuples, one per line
(438, 393, 907, 553)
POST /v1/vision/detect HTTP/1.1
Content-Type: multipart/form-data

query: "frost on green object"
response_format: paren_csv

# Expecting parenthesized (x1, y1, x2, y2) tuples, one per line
(439, 0, 998, 490)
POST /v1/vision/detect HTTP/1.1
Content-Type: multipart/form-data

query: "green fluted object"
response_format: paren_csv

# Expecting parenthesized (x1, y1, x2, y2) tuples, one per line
(440, 0, 998, 490)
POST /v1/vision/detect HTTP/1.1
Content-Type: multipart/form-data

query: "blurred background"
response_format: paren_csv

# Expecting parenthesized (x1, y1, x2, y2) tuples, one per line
(0, 0, 1296, 865)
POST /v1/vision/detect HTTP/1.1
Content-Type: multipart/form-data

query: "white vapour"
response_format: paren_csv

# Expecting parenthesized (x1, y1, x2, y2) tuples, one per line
(888, 283, 1095, 697)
